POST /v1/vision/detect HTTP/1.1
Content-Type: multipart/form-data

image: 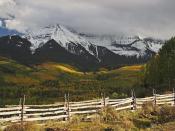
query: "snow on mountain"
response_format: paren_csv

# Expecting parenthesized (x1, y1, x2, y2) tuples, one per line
(82, 35, 140, 46)
(143, 38, 163, 53)
(83, 34, 164, 57)
(24, 24, 98, 57)
(24, 24, 164, 59)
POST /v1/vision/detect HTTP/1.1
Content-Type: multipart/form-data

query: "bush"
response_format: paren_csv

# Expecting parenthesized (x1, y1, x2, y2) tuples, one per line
(111, 92, 127, 99)
(140, 102, 175, 125)
(69, 115, 82, 125)
(98, 107, 136, 129)
(141, 101, 155, 117)
(98, 106, 118, 122)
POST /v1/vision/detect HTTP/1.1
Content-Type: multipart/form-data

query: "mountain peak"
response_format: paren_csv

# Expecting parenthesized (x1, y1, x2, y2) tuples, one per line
(24, 24, 80, 52)
(24, 24, 97, 58)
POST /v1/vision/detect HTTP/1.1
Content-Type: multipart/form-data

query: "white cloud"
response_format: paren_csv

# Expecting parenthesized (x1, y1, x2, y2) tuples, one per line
(0, 0, 16, 19)
(0, 0, 175, 39)
(0, 0, 12, 6)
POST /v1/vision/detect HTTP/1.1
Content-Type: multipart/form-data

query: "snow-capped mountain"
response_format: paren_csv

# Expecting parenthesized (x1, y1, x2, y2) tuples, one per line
(82, 34, 163, 58)
(24, 24, 164, 60)
(0, 24, 164, 71)
(24, 24, 100, 60)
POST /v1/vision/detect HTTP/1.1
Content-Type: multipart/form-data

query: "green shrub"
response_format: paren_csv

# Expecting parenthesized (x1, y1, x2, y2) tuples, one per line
(111, 92, 127, 99)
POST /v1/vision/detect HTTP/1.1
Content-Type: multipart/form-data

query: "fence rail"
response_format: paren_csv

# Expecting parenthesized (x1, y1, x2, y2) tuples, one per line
(0, 91, 175, 123)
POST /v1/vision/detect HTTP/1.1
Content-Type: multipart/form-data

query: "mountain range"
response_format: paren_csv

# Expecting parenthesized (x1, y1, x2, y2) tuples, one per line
(0, 24, 164, 71)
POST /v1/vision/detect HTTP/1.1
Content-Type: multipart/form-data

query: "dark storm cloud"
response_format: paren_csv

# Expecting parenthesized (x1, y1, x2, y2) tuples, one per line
(0, 0, 175, 39)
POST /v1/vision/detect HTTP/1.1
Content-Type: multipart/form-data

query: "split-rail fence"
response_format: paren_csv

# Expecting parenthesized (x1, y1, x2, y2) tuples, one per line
(0, 90, 175, 123)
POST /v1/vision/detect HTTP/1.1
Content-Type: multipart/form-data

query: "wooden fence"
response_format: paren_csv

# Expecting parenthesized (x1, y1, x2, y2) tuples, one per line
(0, 90, 175, 123)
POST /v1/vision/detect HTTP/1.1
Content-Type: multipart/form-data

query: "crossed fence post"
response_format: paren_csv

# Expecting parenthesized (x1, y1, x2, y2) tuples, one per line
(64, 93, 70, 121)
(131, 90, 136, 110)
(101, 92, 109, 107)
(102, 92, 105, 107)
(21, 95, 25, 126)
(153, 89, 157, 109)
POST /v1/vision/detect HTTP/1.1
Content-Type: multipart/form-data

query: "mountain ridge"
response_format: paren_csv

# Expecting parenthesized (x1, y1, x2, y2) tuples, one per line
(0, 24, 165, 71)
(23, 24, 164, 58)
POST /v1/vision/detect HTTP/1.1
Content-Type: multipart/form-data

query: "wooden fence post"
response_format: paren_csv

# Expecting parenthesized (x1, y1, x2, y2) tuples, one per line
(153, 89, 156, 109)
(134, 90, 136, 110)
(173, 88, 175, 106)
(64, 93, 70, 121)
(103, 93, 106, 107)
(131, 90, 136, 110)
(101, 92, 106, 107)
(64, 93, 68, 121)
(106, 97, 109, 106)
(64, 93, 67, 108)
(19, 98, 22, 117)
(21, 95, 25, 126)
(67, 92, 70, 121)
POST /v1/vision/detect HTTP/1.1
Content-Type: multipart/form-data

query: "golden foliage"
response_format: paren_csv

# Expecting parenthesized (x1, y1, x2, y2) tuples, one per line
(120, 65, 143, 71)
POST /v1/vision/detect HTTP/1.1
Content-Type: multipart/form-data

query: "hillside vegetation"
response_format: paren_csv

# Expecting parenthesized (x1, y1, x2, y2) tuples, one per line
(0, 56, 145, 105)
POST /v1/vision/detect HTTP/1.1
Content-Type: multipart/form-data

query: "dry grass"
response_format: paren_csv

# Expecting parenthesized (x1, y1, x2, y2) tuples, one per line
(4, 122, 43, 131)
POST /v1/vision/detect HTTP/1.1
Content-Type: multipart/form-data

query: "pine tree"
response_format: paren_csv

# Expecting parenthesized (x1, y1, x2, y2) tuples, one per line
(145, 37, 175, 91)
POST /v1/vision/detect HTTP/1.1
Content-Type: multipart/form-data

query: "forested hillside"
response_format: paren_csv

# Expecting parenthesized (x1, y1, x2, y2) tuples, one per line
(0, 56, 144, 105)
(144, 37, 175, 91)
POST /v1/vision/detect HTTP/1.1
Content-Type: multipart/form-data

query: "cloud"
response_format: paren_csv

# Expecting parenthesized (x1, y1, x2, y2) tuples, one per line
(0, 0, 175, 39)
(0, 0, 16, 19)
(0, 20, 2, 27)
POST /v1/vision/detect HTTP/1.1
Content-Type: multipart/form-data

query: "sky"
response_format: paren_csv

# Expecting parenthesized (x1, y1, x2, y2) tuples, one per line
(0, 0, 175, 39)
